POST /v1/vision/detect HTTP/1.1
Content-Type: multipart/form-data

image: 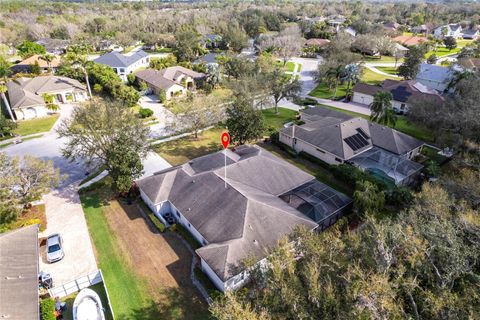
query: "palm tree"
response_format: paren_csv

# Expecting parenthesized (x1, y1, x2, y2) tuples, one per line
(40, 53, 55, 71)
(369, 91, 397, 127)
(342, 63, 361, 98)
(70, 54, 92, 97)
(0, 57, 15, 122)
(326, 65, 345, 99)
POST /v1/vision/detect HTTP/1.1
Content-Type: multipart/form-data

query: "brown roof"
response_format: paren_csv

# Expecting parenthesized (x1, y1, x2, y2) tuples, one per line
(16, 54, 61, 68)
(135, 69, 178, 91)
(459, 57, 480, 70)
(393, 35, 428, 46)
(305, 38, 330, 47)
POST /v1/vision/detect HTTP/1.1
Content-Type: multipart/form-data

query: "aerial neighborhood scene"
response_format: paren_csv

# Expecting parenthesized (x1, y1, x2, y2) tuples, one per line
(1, 0, 480, 319)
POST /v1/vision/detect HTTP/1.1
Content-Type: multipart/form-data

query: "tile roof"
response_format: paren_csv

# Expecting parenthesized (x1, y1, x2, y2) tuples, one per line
(94, 50, 148, 68)
(304, 38, 330, 47)
(137, 145, 351, 281)
(393, 35, 428, 46)
(0, 225, 39, 320)
(6, 76, 85, 109)
(15, 54, 62, 68)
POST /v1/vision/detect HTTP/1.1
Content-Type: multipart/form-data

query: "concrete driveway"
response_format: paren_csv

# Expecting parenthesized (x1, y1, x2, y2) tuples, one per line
(139, 95, 180, 139)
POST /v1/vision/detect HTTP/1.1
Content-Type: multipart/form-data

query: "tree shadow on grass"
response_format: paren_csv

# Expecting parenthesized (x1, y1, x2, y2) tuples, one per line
(116, 287, 212, 320)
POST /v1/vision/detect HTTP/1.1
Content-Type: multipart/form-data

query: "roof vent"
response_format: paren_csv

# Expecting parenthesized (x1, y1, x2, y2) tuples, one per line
(253, 240, 258, 245)
(192, 180, 195, 183)
(188, 208, 191, 211)
(248, 224, 253, 230)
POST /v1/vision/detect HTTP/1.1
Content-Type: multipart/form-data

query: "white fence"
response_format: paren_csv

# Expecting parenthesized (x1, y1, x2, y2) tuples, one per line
(48, 269, 115, 319)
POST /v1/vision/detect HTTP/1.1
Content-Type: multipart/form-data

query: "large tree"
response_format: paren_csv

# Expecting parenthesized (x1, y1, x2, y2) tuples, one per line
(266, 68, 301, 114)
(398, 46, 425, 80)
(0, 56, 15, 121)
(174, 25, 201, 62)
(225, 96, 265, 145)
(16, 40, 46, 59)
(57, 99, 150, 192)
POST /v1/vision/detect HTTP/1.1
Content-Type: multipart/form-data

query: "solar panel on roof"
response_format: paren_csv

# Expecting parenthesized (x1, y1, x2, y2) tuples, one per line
(344, 133, 369, 151)
(356, 128, 370, 140)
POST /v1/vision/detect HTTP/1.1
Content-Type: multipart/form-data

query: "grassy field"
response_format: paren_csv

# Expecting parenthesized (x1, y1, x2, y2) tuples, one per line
(318, 104, 434, 142)
(276, 60, 296, 72)
(376, 66, 399, 75)
(14, 114, 59, 136)
(360, 68, 399, 85)
(425, 46, 461, 58)
(309, 82, 348, 99)
(362, 55, 404, 63)
(262, 108, 297, 131)
(81, 192, 148, 319)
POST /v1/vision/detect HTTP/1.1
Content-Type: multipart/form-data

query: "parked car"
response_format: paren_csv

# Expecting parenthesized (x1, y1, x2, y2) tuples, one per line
(46, 234, 64, 263)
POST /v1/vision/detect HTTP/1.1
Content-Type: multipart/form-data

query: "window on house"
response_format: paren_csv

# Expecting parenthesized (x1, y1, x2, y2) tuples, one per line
(119, 68, 125, 73)
(400, 103, 406, 110)
(335, 157, 343, 163)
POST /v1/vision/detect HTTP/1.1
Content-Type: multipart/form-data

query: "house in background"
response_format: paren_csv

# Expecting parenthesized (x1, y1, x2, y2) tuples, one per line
(11, 54, 62, 74)
(6, 75, 88, 120)
(135, 66, 205, 100)
(462, 28, 479, 40)
(416, 63, 454, 92)
(137, 145, 352, 292)
(94, 50, 149, 82)
(458, 57, 480, 72)
(343, 26, 357, 37)
(280, 107, 424, 186)
(194, 52, 223, 67)
(393, 35, 428, 47)
(327, 16, 346, 32)
(303, 38, 330, 57)
(433, 24, 463, 39)
(0, 225, 39, 320)
(411, 25, 428, 35)
(35, 38, 70, 55)
(383, 22, 401, 33)
(352, 79, 444, 114)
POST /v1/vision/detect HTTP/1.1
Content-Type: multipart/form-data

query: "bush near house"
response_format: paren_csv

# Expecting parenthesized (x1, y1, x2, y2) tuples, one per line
(40, 298, 56, 320)
(138, 107, 154, 118)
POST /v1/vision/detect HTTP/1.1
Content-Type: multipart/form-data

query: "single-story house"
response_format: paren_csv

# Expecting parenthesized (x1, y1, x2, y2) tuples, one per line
(415, 63, 454, 92)
(135, 66, 205, 100)
(458, 57, 480, 72)
(279, 107, 424, 186)
(433, 24, 463, 39)
(94, 50, 149, 82)
(137, 145, 352, 292)
(352, 79, 444, 114)
(304, 38, 330, 49)
(0, 225, 39, 320)
(11, 54, 62, 74)
(384, 22, 401, 33)
(327, 16, 346, 32)
(194, 52, 223, 67)
(96, 40, 123, 52)
(392, 35, 428, 46)
(411, 25, 428, 35)
(462, 28, 479, 40)
(35, 38, 69, 55)
(394, 43, 409, 55)
(6, 75, 88, 120)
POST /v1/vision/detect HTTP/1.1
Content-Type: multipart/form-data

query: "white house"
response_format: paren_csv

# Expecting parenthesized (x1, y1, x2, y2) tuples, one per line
(137, 145, 352, 292)
(462, 28, 479, 40)
(6, 76, 89, 120)
(279, 107, 425, 186)
(352, 79, 444, 114)
(415, 63, 455, 92)
(94, 50, 150, 82)
(433, 24, 463, 39)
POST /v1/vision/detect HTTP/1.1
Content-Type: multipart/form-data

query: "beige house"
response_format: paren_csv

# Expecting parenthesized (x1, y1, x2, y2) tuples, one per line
(135, 66, 205, 101)
(6, 76, 88, 120)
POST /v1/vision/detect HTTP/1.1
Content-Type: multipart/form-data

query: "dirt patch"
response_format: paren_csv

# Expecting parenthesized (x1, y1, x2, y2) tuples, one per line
(103, 199, 209, 319)
(14, 204, 47, 231)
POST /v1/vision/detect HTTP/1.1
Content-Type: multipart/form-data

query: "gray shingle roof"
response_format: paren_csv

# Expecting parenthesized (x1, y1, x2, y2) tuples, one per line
(6, 76, 86, 109)
(137, 145, 351, 281)
(417, 63, 454, 85)
(0, 225, 39, 320)
(135, 69, 177, 91)
(94, 50, 148, 68)
(281, 107, 423, 158)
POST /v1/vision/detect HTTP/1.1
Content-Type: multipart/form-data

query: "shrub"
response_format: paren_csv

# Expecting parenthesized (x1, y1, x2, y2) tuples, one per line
(138, 108, 154, 118)
(40, 298, 56, 320)
(93, 83, 103, 93)
(127, 73, 136, 85)
(158, 89, 167, 103)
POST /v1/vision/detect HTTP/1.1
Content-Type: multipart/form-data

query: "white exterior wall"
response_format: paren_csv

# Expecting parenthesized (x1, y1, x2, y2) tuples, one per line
(201, 259, 226, 292)
(15, 105, 48, 120)
(279, 131, 342, 165)
(115, 57, 150, 82)
(352, 92, 374, 105)
(169, 203, 207, 246)
(391, 100, 410, 113)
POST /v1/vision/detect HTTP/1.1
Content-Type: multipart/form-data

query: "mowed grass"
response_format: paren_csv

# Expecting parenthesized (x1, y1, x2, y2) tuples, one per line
(362, 55, 404, 64)
(14, 114, 59, 136)
(376, 66, 399, 75)
(80, 193, 148, 318)
(318, 104, 434, 142)
(425, 46, 461, 58)
(153, 128, 224, 166)
(276, 60, 296, 72)
(361, 68, 399, 85)
(309, 82, 348, 99)
(262, 107, 297, 131)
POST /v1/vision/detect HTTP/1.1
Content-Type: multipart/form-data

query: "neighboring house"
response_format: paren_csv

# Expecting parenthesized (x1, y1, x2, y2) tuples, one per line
(394, 43, 409, 55)
(96, 40, 123, 52)
(0, 225, 39, 320)
(304, 38, 330, 49)
(384, 22, 401, 33)
(393, 35, 428, 46)
(416, 63, 455, 92)
(411, 25, 428, 35)
(6, 75, 88, 120)
(35, 38, 69, 55)
(11, 54, 62, 74)
(135, 66, 205, 100)
(194, 52, 223, 67)
(458, 57, 480, 72)
(94, 50, 149, 82)
(462, 28, 479, 40)
(433, 24, 463, 39)
(343, 26, 357, 37)
(327, 16, 346, 32)
(137, 145, 352, 292)
(280, 107, 424, 186)
(201, 34, 223, 49)
(352, 79, 444, 114)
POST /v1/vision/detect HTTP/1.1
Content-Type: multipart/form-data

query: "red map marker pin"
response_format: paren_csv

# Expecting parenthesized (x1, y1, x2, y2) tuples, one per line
(221, 132, 230, 149)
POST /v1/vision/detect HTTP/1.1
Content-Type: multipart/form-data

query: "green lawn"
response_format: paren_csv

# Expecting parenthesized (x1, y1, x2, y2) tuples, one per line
(362, 55, 404, 64)
(14, 114, 59, 136)
(425, 46, 461, 58)
(375, 66, 399, 75)
(262, 108, 297, 131)
(457, 39, 474, 48)
(309, 82, 348, 99)
(360, 68, 399, 85)
(80, 193, 148, 319)
(276, 60, 296, 72)
(318, 104, 434, 142)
